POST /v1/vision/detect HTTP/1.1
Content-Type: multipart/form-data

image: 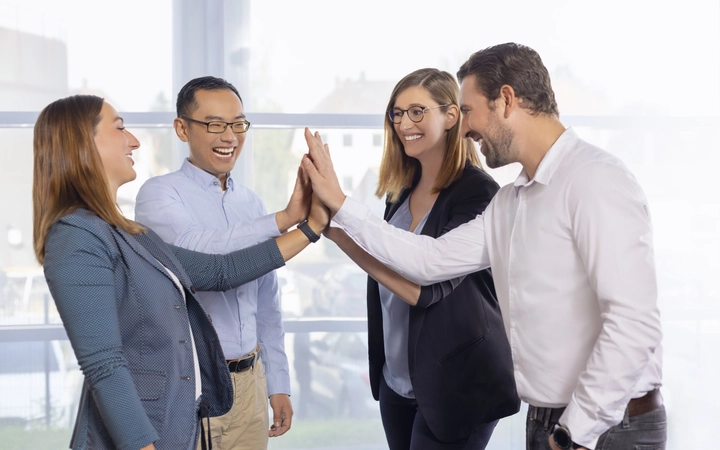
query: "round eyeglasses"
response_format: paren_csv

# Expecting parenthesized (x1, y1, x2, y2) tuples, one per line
(387, 104, 449, 124)
(181, 116, 251, 134)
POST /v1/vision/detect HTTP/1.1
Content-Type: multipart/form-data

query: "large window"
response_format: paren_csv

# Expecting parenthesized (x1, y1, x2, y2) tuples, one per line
(0, 0, 718, 449)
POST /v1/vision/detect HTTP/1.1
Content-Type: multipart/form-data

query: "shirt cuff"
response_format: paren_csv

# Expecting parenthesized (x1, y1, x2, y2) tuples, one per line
(560, 400, 609, 449)
(265, 373, 291, 397)
(333, 197, 371, 232)
(258, 213, 282, 239)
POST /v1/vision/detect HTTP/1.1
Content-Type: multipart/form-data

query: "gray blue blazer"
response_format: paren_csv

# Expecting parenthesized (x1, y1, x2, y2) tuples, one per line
(43, 209, 284, 450)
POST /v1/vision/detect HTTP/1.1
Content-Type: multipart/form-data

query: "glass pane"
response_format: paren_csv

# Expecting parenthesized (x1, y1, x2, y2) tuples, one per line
(0, 0, 172, 111)
(248, 0, 719, 117)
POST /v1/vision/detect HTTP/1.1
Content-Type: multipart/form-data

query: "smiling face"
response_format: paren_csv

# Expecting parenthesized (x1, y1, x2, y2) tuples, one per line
(93, 101, 140, 194)
(392, 85, 456, 163)
(459, 75, 517, 168)
(175, 88, 246, 186)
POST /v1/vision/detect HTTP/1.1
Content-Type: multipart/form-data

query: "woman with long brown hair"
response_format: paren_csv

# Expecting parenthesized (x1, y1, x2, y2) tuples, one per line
(316, 69, 519, 449)
(33, 95, 327, 450)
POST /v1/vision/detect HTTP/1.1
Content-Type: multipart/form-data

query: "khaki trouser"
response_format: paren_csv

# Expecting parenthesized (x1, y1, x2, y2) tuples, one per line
(197, 353, 269, 450)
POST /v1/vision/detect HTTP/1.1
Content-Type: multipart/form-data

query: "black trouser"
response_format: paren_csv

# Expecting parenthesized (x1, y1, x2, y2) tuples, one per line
(379, 373, 498, 450)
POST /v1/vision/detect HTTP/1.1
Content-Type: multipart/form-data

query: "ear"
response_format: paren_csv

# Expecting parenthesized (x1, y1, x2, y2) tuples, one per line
(497, 85, 518, 119)
(445, 104, 459, 130)
(174, 117, 190, 142)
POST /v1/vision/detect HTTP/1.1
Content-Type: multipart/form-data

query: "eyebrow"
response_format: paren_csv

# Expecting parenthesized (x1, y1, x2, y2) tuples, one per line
(203, 114, 246, 121)
(113, 116, 125, 124)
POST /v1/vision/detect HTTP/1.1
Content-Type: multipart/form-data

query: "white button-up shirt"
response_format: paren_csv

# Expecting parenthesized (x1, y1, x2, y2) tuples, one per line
(333, 128, 662, 448)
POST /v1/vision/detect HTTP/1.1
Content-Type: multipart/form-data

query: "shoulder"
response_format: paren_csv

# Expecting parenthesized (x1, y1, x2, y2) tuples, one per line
(563, 142, 639, 192)
(444, 165, 500, 201)
(45, 209, 117, 262)
(458, 165, 500, 189)
(138, 170, 187, 192)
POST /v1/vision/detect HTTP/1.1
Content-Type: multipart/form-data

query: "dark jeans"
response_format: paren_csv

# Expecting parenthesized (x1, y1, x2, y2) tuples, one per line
(526, 405, 667, 450)
(379, 373, 498, 450)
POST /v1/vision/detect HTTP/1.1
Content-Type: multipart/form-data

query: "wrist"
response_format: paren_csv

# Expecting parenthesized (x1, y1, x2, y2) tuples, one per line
(552, 424, 581, 449)
(275, 210, 289, 233)
(298, 219, 321, 243)
(327, 194, 347, 216)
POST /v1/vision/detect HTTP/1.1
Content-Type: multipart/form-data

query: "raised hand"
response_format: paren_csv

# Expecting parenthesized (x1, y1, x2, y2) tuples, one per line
(276, 165, 312, 232)
(301, 128, 347, 214)
(308, 193, 330, 235)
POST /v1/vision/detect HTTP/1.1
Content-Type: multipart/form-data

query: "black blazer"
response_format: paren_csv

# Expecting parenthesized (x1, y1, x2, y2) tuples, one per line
(366, 164, 520, 442)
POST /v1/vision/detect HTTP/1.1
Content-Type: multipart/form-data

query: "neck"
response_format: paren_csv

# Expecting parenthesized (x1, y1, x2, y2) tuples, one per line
(415, 149, 444, 193)
(516, 116, 566, 180)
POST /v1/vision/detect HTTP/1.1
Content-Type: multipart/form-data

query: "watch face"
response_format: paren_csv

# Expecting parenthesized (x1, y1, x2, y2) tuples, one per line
(553, 426, 572, 449)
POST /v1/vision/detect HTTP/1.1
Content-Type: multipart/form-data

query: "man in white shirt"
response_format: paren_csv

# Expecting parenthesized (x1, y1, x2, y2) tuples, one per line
(300, 43, 665, 450)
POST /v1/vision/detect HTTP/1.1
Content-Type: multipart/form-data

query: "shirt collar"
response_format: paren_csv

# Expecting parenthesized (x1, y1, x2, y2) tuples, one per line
(180, 158, 235, 191)
(513, 127, 578, 188)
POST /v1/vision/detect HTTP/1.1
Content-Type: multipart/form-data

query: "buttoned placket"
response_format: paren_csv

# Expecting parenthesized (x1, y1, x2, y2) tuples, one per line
(508, 185, 528, 376)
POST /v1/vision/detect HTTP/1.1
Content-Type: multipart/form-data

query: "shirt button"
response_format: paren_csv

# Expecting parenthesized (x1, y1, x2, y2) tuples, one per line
(174, 305, 181, 310)
(213, 180, 219, 186)
(179, 340, 187, 344)
(181, 376, 191, 381)
(514, 364, 519, 371)
(511, 321, 516, 328)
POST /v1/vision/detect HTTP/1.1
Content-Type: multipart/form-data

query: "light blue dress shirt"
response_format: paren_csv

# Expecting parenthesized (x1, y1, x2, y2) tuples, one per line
(135, 159, 290, 396)
(378, 196, 430, 399)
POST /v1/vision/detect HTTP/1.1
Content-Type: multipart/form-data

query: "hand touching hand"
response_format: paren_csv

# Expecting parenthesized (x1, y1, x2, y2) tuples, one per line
(301, 128, 346, 213)
(276, 166, 312, 232)
(308, 193, 330, 235)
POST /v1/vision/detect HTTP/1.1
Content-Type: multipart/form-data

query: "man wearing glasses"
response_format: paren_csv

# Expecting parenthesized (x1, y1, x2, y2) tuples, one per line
(136, 76, 307, 450)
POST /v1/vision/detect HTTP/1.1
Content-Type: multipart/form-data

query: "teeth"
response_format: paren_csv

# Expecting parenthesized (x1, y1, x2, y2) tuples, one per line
(404, 135, 422, 141)
(213, 148, 234, 156)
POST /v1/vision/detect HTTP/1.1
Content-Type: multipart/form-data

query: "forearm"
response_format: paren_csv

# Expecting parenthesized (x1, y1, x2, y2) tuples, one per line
(275, 209, 302, 234)
(333, 197, 490, 284)
(327, 227, 420, 305)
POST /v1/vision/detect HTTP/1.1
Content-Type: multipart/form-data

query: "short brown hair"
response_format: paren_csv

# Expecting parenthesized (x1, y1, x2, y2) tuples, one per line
(457, 43, 559, 117)
(376, 68, 480, 203)
(33, 95, 145, 264)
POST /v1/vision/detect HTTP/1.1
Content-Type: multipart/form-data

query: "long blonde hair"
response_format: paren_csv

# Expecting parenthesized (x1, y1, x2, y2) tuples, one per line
(33, 95, 145, 264)
(375, 68, 480, 203)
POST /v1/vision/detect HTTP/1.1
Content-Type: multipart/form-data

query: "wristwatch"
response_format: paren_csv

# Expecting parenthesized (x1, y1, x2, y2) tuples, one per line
(552, 424, 581, 449)
(297, 219, 321, 243)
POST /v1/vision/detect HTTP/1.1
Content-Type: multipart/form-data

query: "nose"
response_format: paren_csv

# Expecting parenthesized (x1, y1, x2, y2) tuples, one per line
(126, 129, 141, 149)
(460, 115, 471, 139)
(399, 111, 414, 130)
(220, 124, 237, 142)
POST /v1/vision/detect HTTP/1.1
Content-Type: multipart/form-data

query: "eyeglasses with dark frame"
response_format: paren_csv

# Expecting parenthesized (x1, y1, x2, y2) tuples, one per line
(181, 116, 251, 134)
(387, 104, 449, 124)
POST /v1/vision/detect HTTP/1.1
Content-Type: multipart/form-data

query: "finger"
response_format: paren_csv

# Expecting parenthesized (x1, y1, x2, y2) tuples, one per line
(301, 155, 321, 182)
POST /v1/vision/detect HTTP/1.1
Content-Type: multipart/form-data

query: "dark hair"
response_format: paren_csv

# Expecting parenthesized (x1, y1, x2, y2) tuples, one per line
(457, 43, 559, 117)
(376, 68, 480, 202)
(176, 76, 243, 117)
(33, 95, 145, 263)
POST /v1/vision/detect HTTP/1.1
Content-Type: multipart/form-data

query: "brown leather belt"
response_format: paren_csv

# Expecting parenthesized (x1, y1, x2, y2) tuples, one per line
(529, 389, 663, 425)
(627, 388, 663, 417)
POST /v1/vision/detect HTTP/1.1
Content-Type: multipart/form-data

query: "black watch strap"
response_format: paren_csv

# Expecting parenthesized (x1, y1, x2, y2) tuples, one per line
(297, 219, 321, 243)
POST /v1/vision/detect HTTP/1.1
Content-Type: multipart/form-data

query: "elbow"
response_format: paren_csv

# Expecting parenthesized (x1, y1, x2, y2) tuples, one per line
(78, 350, 127, 385)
